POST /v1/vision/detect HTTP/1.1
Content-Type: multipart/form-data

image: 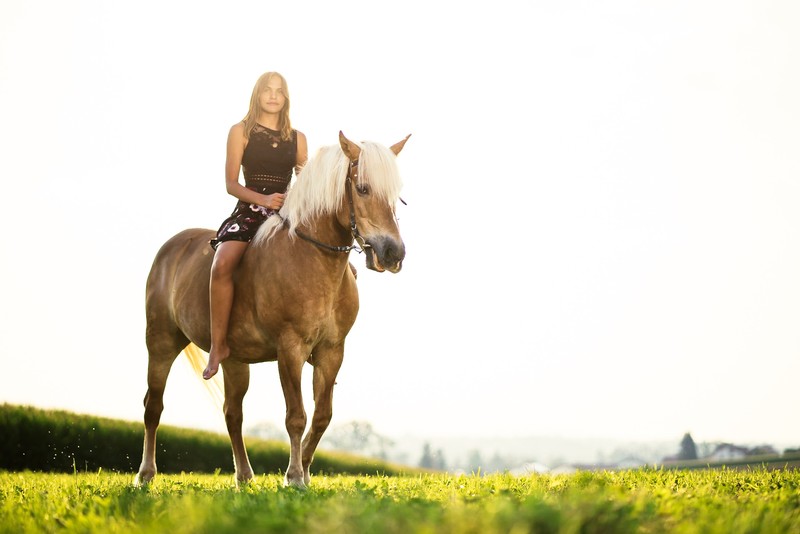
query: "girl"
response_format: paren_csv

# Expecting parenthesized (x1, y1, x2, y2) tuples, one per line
(204, 72, 307, 379)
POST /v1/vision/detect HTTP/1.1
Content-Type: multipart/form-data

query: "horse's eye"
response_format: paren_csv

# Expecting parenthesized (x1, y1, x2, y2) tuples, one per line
(356, 184, 370, 195)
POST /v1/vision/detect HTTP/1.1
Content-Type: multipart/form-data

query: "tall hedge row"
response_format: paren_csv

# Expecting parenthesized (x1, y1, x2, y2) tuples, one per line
(0, 404, 410, 476)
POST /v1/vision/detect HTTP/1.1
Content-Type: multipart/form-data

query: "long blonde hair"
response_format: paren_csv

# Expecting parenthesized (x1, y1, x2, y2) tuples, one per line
(241, 71, 293, 141)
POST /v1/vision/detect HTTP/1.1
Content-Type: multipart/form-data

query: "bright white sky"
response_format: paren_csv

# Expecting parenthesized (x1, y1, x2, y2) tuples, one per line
(1, 0, 799, 449)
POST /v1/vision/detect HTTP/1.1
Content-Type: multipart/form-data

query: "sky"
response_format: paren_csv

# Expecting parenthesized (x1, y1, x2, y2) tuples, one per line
(1, 0, 799, 451)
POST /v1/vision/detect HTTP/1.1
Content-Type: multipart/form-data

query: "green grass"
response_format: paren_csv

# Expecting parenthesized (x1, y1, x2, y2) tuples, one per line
(1, 469, 798, 533)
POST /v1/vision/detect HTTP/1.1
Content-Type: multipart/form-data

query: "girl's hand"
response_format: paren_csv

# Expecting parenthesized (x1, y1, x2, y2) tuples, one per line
(264, 193, 286, 210)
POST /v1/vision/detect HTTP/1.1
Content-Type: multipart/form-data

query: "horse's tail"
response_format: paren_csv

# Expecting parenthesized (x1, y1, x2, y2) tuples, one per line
(182, 343, 224, 411)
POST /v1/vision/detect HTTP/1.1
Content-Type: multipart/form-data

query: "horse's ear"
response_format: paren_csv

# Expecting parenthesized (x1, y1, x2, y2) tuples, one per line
(339, 131, 361, 161)
(390, 134, 412, 156)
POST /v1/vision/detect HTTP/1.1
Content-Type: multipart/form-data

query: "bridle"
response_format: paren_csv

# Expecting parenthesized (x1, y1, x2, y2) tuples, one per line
(291, 159, 370, 254)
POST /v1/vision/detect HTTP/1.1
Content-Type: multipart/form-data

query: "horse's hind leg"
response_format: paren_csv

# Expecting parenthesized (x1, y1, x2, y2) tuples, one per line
(134, 332, 187, 486)
(220, 360, 254, 486)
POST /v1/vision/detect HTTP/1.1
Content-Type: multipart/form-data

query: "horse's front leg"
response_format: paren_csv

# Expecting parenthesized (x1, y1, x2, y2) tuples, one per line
(301, 343, 344, 485)
(277, 342, 310, 488)
(222, 360, 254, 486)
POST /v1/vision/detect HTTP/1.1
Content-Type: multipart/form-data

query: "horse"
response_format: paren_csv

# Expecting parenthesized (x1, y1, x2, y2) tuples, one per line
(135, 131, 409, 488)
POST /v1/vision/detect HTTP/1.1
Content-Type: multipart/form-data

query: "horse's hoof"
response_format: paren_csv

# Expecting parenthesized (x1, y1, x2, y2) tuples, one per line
(283, 475, 308, 491)
(235, 474, 254, 489)
(133, 473, 153, 487)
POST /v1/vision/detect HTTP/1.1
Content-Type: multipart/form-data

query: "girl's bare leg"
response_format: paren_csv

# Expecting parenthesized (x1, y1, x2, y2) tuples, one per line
(205, 240, 248, 379)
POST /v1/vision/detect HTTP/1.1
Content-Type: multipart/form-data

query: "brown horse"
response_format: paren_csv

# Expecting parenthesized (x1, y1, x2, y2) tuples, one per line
(135, 131, 409, 488)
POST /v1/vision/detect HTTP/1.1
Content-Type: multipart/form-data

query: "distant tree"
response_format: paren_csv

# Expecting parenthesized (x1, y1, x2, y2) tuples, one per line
(432, 448, 447, 471)
(487, 451, 507, 473)
(467, 449, 483, 473)
(321, 421, 394, 459)
(244, 421, 287, 442)
(419, 442, 434, 469)
(696, 441, 714, 459)
(678, 433, 698, 460)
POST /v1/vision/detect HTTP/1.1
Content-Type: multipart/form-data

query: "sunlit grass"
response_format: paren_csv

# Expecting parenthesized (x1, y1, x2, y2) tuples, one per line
(1, 469, 798, 533)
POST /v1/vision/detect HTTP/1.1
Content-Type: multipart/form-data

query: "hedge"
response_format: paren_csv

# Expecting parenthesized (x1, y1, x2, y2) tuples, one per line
(0, 404, 413, 476)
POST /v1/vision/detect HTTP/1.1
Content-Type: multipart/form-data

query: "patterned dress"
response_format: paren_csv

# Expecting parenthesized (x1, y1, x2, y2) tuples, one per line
(210, 124, 297, 250)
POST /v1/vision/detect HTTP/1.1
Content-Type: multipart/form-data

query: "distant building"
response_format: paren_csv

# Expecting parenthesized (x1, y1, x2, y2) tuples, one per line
(747, 445, 779, 456)
(660, 441, 782, 466)
(706, 443, 749, 461)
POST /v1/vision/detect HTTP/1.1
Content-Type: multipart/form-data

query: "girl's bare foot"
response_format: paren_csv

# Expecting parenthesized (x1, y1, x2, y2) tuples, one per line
(203, 347, 229, 379)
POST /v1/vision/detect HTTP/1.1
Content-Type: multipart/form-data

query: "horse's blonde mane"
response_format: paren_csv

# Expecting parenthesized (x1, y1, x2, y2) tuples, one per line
(254, 140, 403, 245)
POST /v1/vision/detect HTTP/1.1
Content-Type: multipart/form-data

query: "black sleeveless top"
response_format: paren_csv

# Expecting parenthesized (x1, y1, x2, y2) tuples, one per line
(210, 124, 298, 249)
(242, 124, 297, 195)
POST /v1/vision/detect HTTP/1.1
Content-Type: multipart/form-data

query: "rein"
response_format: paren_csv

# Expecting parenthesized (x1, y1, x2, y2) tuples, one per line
(290, 160, 370, 254)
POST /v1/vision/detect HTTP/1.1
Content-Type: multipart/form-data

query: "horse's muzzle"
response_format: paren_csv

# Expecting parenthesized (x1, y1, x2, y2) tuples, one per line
(365, 236, 405, 273)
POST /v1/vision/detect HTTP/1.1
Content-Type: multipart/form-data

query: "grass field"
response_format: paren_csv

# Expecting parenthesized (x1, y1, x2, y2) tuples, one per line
(1, 469, 798, 533)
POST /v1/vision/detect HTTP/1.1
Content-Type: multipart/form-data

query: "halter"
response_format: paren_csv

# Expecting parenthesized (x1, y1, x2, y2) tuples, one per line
(292, 159, 370, 254)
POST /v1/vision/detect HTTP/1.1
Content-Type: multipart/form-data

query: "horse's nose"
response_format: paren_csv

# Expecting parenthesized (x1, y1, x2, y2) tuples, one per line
(373, 237, 405, 272)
